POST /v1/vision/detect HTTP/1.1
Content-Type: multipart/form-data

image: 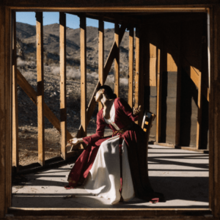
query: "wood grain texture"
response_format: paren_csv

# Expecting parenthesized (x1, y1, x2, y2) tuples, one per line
(149, 43, 157, 86)
(196, 70, 202, 149)
(156, 48, 161, 143)
(128, 28, 134, 108)
(80, 15, 87, 137)
(5, 6, 12, 211)
(60, 12, 67, 160)
(0, 6, 6, 218)
(98, 19, 104, 111)
(134, 27, 140, 112)
(12, 11, 18, 168)
(114, 23, 119, 97)
(36, 12, 44, 166)
(208, 6, 214, 212)
(210, 5, 220, 218)
(175, 25, 182, 147)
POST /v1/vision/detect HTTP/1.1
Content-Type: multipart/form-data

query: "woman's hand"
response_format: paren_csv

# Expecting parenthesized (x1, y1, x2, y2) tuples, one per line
(66, 138, 83, 148)
(133, 105, 141, 115)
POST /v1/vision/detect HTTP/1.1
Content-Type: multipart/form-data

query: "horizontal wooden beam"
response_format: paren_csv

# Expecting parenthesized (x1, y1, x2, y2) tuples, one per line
(9, 5, 208, 12)
(16, 69, 73, 141)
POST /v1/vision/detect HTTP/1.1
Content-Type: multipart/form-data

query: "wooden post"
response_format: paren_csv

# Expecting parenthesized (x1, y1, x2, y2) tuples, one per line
(36, 12, 44, 166)
(156, 48, 161, 143)
(12, 11, 18, 168)
(128, 28, 134, 108)
(114, 23, 119, 97)
(0, 6, 12, 215)
(98, 19, 104, 111)
(196, 70, 202, 149)
(60, 12, 67, 160)
(134, 27, 140, 112)
(80, 15, 87, 137)
(0, 6, 6, 217)
(175, 25, 182, 147)
(149, 43, 157, 87)
(210, 6, 220, 218)
(16, 69, 72, 140)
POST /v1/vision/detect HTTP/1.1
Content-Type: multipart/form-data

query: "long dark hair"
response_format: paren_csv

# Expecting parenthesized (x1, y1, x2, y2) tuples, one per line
(97, 85, 117, 99)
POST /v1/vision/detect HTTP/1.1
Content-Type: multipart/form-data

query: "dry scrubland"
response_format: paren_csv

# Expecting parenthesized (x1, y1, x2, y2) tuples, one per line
(16, 22, 131, 165)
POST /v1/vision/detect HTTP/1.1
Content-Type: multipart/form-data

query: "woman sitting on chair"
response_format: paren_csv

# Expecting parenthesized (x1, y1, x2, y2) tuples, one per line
(66, 85, 163, 204)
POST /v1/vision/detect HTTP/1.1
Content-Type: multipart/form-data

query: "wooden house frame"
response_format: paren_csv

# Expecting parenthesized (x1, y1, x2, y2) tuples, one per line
(0, 1, 220, 219)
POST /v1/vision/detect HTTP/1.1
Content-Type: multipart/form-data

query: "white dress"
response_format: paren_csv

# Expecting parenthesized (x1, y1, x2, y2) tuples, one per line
(83, 103, 135, 204)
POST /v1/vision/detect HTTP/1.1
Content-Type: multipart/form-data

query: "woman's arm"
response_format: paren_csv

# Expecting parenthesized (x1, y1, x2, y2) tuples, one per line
(82, 110, 106, 145)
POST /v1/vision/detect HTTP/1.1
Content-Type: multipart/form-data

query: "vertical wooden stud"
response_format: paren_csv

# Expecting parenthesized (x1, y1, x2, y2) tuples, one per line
(149, 43, 157, 87)
(114, 23, 119, 97)
(196, 70, 202, 149)
(98, 19, 104, 111)
(12, 11, 18, 168)
(36, 12, 44, 166)
(134, 27, 140, 112)
(80, 16, 87, 137)
(60, 12, 67, 160)
(128, 28, 134, 108)
(0, 6, 6, 217)
(156, 48, 161, 143)
(175, 25, 182, 147)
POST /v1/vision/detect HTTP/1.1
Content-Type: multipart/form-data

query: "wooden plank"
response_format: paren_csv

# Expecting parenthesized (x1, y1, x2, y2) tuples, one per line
(8, 5, 208, 12)
(36, 12, 44, 166)
(75, 25, 126, 141)
(128, 28, 134, 108)
(98, 19, 104, 111)
(196, 71, 202, 149)
(149, 43, 157, 86)
(175, 25, 182, 147)
(12, 11, 18, 168)
(16, 69, 73, 141)
(134, 27, 140, 113)
(60, 12, 67, 160)
(5, 6, 12, 212)
(156, 48, 161, 143)
(208, 6, 214, 213)
(114, 23, 119, 97)
(80, 15, 87, 137)
(0, 6, 6, 218)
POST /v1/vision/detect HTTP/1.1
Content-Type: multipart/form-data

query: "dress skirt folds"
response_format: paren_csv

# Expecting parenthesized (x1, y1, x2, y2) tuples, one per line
(67, 97, 162, 204)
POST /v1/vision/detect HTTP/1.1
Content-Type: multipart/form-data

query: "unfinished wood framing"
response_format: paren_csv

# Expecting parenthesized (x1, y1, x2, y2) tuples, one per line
(1, 4, 220, 220)
(75, 25, 126, 142)
(156, 48, 161, 143)
(134, 27, 140, 112)
(80, 15, 87, 137)
(12, 11, 18, 168)
(60, 12, 67, 160)
(196, 70, 202, 149)
(128, 28, 134, 107)
(149, 43, 157, 87)
(114, 23, 119, 97)
(98, 19, 104, 111)
(16, 69, 72, 140)
(36, 12, 45, 166)
(175, 26, 182, 147)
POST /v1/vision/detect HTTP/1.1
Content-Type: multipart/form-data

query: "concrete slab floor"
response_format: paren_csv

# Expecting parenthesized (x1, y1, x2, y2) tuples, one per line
(12, 144, 209, 208)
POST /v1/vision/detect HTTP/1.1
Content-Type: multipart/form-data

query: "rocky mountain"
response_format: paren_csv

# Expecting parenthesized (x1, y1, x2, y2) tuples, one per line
(16, 22, 131, 75)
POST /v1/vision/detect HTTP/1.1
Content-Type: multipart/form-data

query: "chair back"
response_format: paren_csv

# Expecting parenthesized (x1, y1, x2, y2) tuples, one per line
(141, 111, 156, 144)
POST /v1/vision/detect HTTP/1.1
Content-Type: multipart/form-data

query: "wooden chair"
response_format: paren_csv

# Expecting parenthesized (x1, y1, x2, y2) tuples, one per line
(141, 111, 156, 145)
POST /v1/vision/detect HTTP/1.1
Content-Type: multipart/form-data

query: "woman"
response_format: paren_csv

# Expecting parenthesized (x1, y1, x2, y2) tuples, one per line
(66, 85, 163, 204)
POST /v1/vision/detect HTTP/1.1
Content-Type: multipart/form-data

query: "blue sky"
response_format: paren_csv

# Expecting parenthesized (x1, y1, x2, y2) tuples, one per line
(16, 12, 114, 29)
